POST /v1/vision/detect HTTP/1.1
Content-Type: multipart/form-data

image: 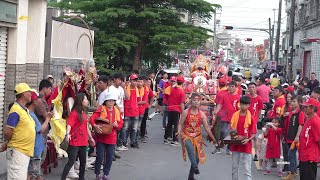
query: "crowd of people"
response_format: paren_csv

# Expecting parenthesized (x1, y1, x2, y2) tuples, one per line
(1, 65, 320, 180)
(211, 70, 320, 180)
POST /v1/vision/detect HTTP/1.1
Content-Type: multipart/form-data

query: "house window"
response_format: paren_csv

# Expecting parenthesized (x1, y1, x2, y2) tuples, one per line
(310, 0, 320, 20)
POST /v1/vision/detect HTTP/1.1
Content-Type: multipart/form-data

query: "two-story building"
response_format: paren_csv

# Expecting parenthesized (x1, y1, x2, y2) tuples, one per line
(283, 0, 320, 79)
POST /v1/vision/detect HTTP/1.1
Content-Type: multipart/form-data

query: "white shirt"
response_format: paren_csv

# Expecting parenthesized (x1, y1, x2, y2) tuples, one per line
(270, 73, 279, 79)
(97, 88, 108, 105)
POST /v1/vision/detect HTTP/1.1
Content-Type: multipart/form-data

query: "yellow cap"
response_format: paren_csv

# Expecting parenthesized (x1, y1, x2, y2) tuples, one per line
(15, 83, 36, 95)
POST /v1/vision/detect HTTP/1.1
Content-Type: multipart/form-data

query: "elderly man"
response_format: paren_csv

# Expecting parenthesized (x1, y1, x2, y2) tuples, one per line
(0, 83, 36, 179)
(299, 98, 320, 180)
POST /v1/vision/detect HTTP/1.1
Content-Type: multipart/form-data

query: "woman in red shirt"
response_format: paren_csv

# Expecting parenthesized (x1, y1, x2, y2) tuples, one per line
(282, 95, 304, 179)
(280, 92, 294, 172)
(61, 93, 95, 180)
(90, 93, 124, 180)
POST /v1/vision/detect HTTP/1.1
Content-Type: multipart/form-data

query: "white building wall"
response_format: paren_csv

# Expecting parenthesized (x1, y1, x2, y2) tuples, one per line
(26, 0, 47, 64)
(51, 20, 94, 60)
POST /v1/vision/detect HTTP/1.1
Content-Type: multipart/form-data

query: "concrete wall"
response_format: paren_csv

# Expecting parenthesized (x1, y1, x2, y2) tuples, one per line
(49, 58, 83, 82)
(51, 20, 94, 60)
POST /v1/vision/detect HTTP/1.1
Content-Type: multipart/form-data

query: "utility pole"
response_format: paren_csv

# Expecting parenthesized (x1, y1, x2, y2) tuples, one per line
(213, 10, 217, 53)
(275, 0, 282, 63)
(288, 0, 295, 82)
(269, 18, 273, 62)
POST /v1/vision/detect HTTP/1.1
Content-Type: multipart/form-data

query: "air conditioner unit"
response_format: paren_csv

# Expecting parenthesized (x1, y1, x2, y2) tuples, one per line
(310, 13, 318, 21)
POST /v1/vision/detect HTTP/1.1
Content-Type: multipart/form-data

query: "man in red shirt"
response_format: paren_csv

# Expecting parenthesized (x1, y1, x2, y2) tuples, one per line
(233, 75, 243, 95)
(213, 81, 240, 154)
(299, 98, 320, 180)
(311, 87, 320, 117)
(212, 78, 228, 149)
(121, 74, 140, 148)
(230, 96, 257, 180)
(247, 82, 263, 161)
(247, 82, 264, 122)
(164, 76, 186, 146)
(140, 76, 155, 143)
(136, 77, 148, 144)
(162, 76, 176, 129)
(256, 77, 271, 109)
(268, 86, 286, 120)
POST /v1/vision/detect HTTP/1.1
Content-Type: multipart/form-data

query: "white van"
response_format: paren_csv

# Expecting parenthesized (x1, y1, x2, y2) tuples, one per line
(153, 68, 181, 91)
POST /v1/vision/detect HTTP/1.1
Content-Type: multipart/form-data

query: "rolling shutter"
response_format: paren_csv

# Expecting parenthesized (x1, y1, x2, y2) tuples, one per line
(0, 27, 7, 140)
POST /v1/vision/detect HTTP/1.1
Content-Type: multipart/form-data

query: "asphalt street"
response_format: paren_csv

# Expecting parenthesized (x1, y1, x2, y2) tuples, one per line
(43, 109, 317, 180)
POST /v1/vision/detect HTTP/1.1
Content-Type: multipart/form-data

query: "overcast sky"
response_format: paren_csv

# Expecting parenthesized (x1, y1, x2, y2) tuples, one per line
(203, 0, 287, 45)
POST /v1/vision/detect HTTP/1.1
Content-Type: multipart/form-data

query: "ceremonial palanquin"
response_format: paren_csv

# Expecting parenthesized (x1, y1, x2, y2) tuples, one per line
(179, 54, 220, 121)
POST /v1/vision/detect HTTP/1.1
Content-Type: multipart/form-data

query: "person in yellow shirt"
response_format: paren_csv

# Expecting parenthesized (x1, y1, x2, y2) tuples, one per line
(0, 83, 36, 180)
(270, 74, 280, 87)
(244, 68, 252, 80)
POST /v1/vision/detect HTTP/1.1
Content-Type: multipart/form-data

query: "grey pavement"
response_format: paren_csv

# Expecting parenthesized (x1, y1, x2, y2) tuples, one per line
(44, 111, 318, 180)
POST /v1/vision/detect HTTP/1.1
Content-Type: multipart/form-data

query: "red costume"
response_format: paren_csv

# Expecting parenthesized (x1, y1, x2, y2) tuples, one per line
(268, 95, 286, 119)
(265, 127, 282, 159)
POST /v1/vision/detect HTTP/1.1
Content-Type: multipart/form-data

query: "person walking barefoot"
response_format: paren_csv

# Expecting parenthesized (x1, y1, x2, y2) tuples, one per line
(178, 93, 216, 180)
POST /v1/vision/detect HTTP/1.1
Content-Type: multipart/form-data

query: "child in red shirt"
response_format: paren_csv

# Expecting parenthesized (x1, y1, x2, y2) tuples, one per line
(136, 78, 148, 143)
(263, 117, 283, 176)
(229, 96, 257, 180)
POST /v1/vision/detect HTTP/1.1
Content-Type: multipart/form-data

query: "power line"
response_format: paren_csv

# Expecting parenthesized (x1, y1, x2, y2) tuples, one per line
(223, 6, 278, 10)
(225, 0, 250, 8)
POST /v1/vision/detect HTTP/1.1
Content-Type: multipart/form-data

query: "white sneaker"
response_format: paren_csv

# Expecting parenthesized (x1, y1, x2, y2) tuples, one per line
(67, 171, 79, 179)
(74, 161, 80, 170)
(116, 145, 129, 151)
(170, 141, 180, 146)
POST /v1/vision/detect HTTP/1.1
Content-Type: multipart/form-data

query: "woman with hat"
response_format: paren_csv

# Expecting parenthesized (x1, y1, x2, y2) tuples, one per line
(90, 93, 124, 180)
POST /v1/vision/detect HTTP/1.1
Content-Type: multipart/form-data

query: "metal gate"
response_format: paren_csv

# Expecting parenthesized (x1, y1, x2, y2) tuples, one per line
(0, 27, 7, 140)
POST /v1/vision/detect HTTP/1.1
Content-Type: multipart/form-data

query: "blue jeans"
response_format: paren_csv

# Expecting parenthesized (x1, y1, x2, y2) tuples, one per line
(220, 121, 230, 150)
(162, 105, 168, 128)
(121, 116, 139, 145)
(135, 115, 144, 143)
(95, 142, 115, 176)
(185, 140, 199, 179)
(232, 152, 252, 180)
(282, 142, 289, 171)
(288, 146, 298, 173)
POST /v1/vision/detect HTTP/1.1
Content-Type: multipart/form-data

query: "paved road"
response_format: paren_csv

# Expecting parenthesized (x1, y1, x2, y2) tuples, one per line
(45, 110, 320, 180)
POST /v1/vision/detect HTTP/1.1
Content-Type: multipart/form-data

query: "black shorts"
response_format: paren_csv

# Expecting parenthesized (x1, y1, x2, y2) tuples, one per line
(158, 98, 163, 106)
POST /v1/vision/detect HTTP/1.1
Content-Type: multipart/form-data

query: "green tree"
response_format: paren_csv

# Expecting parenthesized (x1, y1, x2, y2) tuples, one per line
(50, 0, 220, 71)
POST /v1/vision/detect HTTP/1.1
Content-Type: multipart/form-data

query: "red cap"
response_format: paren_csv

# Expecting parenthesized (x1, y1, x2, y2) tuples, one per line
(129, 74, 139, 80)
(265, 78, 270, 83)
(219, 78, 227, 86)
(31, 91, 38, 101)
(301, 98, 319, 107)
(177, 76, 185, 83)
(285, 86, 295, 93)
(170, 76, 177, 81)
